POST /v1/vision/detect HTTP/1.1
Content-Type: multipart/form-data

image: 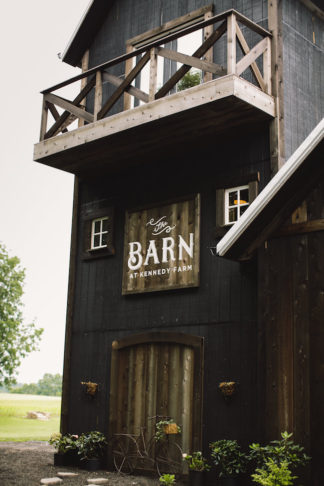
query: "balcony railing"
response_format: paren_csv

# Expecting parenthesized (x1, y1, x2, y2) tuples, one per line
(39, 9, 272, 142)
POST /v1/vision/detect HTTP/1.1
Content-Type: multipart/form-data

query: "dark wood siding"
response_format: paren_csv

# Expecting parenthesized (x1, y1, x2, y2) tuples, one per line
(282, 0, 324, 158)
(85, 0, 269, 116)
(64, 128, 269, 460)
(258, 179, 324, 485)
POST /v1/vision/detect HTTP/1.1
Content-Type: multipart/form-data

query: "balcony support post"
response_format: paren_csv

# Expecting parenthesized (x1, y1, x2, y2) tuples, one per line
(203, 10, 214, 83)
(40, 98, 48, 141)
(263, 37, 272, 96)
(227, 13, 237, 74)
(94, 70, 103, 121)
(149, 48, 158, 102)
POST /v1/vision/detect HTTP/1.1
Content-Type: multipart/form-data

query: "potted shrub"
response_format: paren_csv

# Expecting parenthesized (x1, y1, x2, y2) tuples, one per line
(248, 431, 310, 485)
(183, 451, 210, 486)
(159, 474, 176, 485)
(77, 430, 107, 470)
(209, 439, 248, 485)
(252, 458, 297, 486)
(49, 433, 79, 466)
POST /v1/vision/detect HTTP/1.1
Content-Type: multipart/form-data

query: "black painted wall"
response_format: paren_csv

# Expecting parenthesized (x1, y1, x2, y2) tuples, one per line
(85, 0, 268, 115)
(282, 0, 324, 158)
(65, 127, 270, 457)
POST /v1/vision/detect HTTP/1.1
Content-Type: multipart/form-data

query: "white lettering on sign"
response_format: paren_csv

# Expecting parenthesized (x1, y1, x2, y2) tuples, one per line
(146, 216, 176, 235)
(127, 234, 194, 271)
(129, 265, 193, 279)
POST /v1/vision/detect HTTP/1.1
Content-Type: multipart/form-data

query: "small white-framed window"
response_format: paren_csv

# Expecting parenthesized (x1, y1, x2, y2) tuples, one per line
(91, 217, 109, 249)
(224, 185, 249, 225)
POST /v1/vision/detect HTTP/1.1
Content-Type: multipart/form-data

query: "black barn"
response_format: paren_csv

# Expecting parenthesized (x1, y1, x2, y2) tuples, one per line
(34, 1, 324, 483)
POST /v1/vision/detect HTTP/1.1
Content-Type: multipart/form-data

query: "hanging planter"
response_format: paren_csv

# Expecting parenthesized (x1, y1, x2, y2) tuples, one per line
(81, 381, 99, 398)
(155, 418, 181, 442)
(218, 381, 237, 399)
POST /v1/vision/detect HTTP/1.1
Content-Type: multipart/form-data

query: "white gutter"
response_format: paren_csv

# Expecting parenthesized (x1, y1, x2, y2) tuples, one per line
(217, 118, 324, 257)
(61, 0, 94, 63)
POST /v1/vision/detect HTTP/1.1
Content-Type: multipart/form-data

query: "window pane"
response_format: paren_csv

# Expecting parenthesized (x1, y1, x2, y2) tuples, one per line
(94, 235, 100, 248)
(229, 207, 237, 223)
(102, 218, 108, 232)
(94, 220, 101, 234)
(240, 205, 248, 216)
(229, 191, 238, 206)
(240, 189, 249, 204)
(102, 232, 108, 246)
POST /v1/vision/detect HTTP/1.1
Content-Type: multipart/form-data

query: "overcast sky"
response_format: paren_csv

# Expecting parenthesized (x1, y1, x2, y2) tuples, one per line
(0, 1, 90, 383)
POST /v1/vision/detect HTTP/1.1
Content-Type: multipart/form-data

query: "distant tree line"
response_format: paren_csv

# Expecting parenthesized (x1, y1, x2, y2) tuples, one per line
(9, 373, 62, 397)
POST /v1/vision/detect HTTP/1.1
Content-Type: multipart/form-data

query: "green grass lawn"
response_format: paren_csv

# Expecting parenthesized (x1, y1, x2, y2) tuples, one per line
(0, 393, 61, 441)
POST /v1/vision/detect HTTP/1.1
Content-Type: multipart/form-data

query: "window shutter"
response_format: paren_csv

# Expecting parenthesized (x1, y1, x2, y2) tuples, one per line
(248, 180, 258, 203)
(83, 219, 92, 255)
(216, 188, 225, 227)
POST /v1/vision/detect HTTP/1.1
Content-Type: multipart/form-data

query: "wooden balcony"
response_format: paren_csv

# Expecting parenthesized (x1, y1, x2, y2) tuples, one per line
(33, 9, 275, 176)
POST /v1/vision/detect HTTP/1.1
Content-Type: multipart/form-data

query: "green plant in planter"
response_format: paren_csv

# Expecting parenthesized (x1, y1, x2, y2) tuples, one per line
(183, 451, 210, 471)
(77, 430, 107, 461)
(49, 432, 78, 454)
(252, 459, 297, 486)
(177, 69, 201, 91)
(155, 418, 181, 442)
(159, 474, 176, 485)
(209, 439, 248, 478)
(249, 432, 310, 470)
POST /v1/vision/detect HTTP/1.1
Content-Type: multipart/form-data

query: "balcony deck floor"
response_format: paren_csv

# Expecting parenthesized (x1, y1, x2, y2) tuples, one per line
(34, 75, 275, 176)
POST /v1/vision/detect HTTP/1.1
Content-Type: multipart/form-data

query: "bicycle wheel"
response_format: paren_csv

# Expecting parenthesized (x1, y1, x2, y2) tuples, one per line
(111, 435, 137, 474)
(155, 440, 183, 476)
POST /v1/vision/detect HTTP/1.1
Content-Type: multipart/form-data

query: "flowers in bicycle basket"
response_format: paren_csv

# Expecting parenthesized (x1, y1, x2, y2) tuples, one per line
(155, 418, 181, 442)
(183, 451, 211, 471)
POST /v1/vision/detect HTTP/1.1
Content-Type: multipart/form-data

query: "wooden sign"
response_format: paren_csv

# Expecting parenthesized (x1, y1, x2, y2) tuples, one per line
(122, 195, 200, 294)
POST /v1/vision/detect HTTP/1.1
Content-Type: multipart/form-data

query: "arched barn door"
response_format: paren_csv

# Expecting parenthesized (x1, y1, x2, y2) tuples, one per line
(109, 332, 203, 473)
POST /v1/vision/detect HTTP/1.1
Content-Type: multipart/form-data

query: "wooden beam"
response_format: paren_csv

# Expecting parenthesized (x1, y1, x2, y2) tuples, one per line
(227, 13, 236, 74)
(39, 98, 49, 141)
(97, 50, 151, 120)
(157, 47, 226, 75)
(103, 71, 149, 103)
(263, 37, 272, 95)
(236, 37, 268, 77)
(149, 48, 158, 102)
(60, 177, 79, 434)
(203, 9, 214, 83)
(44, 93, 94, 123)
(299, 0, 324, 21)
(236, 22, 266, 92)
(94, 70, 103, 121)
(155, 20, 227, 99)
(268, 0, 285, 174)
(48, 102, 78, 134)
(46, 102, 69, 133)
(79, 49, 89, 128)
(128, 5, 214, 47)
(42, 9, 271, 96)
(123, 44, 134, 110)
(235, 10, 273, 37)
(274, 219, 324, 238)
(45, 75, 96, 139)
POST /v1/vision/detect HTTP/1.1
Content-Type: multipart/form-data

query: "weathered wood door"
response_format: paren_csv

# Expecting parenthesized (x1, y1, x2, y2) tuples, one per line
(109, 332, 203, 469)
